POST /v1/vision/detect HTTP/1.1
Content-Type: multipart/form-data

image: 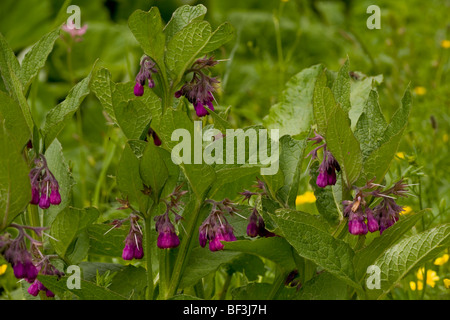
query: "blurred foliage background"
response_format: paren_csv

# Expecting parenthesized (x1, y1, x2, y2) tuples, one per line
(0, 0, 449, 299)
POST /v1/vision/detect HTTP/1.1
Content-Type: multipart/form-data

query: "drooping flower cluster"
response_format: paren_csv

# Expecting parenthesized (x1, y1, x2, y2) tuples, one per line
(134, 56, 158, 97)
(29, 155, 61, 210)
(198, 199, 238, 252)
(121, 215, 144, 260)
(240, 179, 276, 238)
(154, 185, 188, 249)
(28, 257, 64, 298)
(1, 223, 62, 298)
(307, 132, 341, 188)
(174, 56, 219, 117)
(343, 179, 410, 235)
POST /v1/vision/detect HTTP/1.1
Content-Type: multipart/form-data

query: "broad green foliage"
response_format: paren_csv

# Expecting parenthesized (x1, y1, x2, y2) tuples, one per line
(0, 2, 446, 302)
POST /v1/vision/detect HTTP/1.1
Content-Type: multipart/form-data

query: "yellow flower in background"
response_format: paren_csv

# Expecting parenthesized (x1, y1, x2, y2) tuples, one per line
(434, 254, 449, 266)
(396, 152, 406, 160)
(410, 281, 423, 291)
(0, 264, 7, 276)
(443, 134, 449, 143)
(444, 279, 450, 289)
(416, 268, 440, 288)
(413, 86, 427, 95)
(400, 206, 412, 215)
(296, 191, 316, 205)
(441, 40, 450, 49)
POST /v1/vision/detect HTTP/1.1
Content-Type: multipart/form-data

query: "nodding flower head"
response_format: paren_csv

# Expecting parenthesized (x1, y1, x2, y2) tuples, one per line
(155, 213, 180, 249)
(134, 56, 158, 96)
(27, 258, 64, 298)
(307, 132, 341, 188)
(343, 179, 410, 236)
(148, 128, 162, 147)
(29, 155, 61, 210)
(246, 208, 276, 238)
(199, 199, 238, 252)
(174, 56, 219, 118)
(121, 215, 144, 260)
(3, 234, 39, 283)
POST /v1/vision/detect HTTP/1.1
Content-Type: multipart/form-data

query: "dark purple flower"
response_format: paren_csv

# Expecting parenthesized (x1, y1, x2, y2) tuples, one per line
(366, 208, 379, 233)
(246, 209, 259, 238)
(28, 281, 40, 296)
(174, 56, 219, 118)
(373, 198, 403, 235)
(49, 188, 61, 205)
(122, 217, 145, 259)
(155, 214, 180, 249)
(134, 56, 157, 97)
(307, 132, 340, 188)
(29, 155, 61, 210)
(31, 187, 40, 205)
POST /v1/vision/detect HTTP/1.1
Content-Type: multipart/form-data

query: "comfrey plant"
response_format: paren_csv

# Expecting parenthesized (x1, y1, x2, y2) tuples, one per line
(1, 3, 447, 302)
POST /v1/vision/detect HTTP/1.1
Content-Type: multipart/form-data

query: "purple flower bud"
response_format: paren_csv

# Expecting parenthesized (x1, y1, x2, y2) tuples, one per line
(30, 187, 40, 205)
(134, 245, 144, 260)
(152, 131, 162, 147)
(316, 171, 328, 188)
(28, 281, 40, 296)
(348, 216, 368, 235)
(46, 289, 55, 298)
(366, 209, 379, 233)
(199, 229, 208, 248)
(209, 233, 225, 252)
(194, 101, 209, 117)
(134, 83, 144, 97)
(49, 188, 61, 205)
(148, 79, 155, 88)
(122, 243, 135, 261)
(39, 193, 51, 209)
(24, 261, 39, 282)
(326, 168, 337, 186)
(157, 219, 180, 249)
(13, 262, 26, 279)
(174, 90, 183, 98)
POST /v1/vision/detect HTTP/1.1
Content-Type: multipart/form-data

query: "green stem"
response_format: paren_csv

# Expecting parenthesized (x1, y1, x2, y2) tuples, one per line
(165, 199, 203, 299)
(92, 132, 116, 207)
(267, 268, 285, 300)
(218, 273, 232, 300)
(144, 215, 154, 300)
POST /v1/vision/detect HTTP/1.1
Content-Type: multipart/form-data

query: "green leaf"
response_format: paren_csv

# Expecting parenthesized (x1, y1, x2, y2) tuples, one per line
(140, 142, 169, 201)
(165, 21, 211, 81)
(313, 71, 337, 135)
(381, 86, 412, 143)
(179, 248, 241, 289)
(91, 67, 116, 122)
(19, 28, 60, 91)
(263, 64, 324, 137)
(276, 136, 307, 207)
(164, 4, 207, 42)
(296, 272, 347, 300)
(309, 162, 340, 226)
(368, 223, 450, 299)
(354, 90, 387, 159)
(38, 275, 128, 300)
(108, 265, 147, 299)
(0, 123, 30, 231)
(43, 69, 93, 148)
(224, 237, 297, 272)
(43, 139, 75, 226)
(114, 99, 152, 140)
(116, 144, 150, 213)
(208, 166, 260, 201)
(200, 22, 235, 54)
(270, 209, 361, 290)
(0, 89, 30, 148)
(227, 254, 266, 282)
(355, 211, 426, 280)
(50, 207, 99, 261)
(87, 224, 128, 258)
(0, 32, 21, 94)
(332, 59, 351, 113)
(231, 283, 296, 300)
(325, 105, 363, 188)
(128, 8, 165, 70)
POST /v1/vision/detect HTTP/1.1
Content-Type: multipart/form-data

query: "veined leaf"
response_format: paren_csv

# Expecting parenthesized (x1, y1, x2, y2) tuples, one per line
(0, 89, 30, 148)
(332, 59, 351, 113)
(164, 4, 207, 42)
(313, 70, 337, 135)
(368, 223, 450, 299)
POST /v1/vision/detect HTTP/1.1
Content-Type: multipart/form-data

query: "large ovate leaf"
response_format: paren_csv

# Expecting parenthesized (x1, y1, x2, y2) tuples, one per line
(332, 59, 351, 113)
(224, 237, 297, 272)
(164, 4, 207, 42)
(140, 142, 169, 201)
(263, 64, 324, 137)
(114, 99, 152, 140)
(87, 224, 128, 258)
(325, 105, 363, 188)
(296, 272, 347, 300)
(0, 123, 30, 231)
(313, 70, 337, 135)
(368, 223, 450, 299)
(50, 207, 99, 262)
(270, 209, 361, 291)
(38, 275, 128, 300)
(43, 69, 94, 148)
(20, 28, 60, 91)
(0, 89, 30, 148)
(128, 8, 165, 70)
